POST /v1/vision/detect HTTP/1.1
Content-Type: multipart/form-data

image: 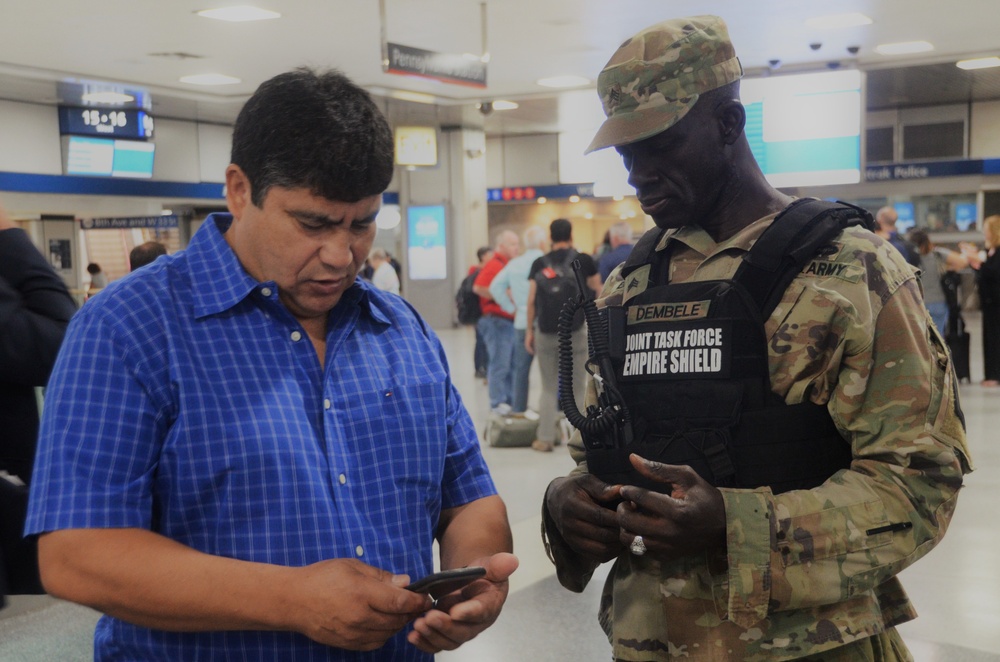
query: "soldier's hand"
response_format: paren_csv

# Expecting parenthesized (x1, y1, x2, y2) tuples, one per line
(617, 455, 726, 560)
(545, 474, 624, 563)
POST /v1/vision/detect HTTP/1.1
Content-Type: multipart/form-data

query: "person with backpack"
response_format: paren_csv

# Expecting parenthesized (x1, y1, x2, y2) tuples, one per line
(539, 15, 971, 661)
(525, 219, 601, 452)
(456, 246, 493, 378)
(474, 232, 520, 412)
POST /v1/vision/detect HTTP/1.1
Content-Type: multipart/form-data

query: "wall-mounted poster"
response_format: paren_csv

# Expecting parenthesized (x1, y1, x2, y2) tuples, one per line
(407, 205, 447, 280)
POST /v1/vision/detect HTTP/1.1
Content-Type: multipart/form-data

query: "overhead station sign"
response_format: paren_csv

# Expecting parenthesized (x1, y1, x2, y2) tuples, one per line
(80, 215, 178, 229)
(384, 42, 486, 88)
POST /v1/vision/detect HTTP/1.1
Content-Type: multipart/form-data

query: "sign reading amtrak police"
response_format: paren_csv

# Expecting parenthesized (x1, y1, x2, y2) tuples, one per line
(385, 42, 487, 88)
(619, 319, 732, 381)
(80, 215, 178, 230)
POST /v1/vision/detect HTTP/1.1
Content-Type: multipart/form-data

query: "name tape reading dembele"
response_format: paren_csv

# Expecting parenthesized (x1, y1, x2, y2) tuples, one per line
(621, 326, 726, 378)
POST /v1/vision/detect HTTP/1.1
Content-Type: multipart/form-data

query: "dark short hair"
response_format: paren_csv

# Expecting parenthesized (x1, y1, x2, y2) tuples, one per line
(909, 229, 930, 252)
(231, 67, 394, 207)
(86, 262, 101, 275)
(476, 246, 493, 261)
(550, 218, 572, 243)
(130, 241, 167, 270)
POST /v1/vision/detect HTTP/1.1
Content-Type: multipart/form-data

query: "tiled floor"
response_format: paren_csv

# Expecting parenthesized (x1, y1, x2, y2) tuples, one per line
(2, 315, 998, 661)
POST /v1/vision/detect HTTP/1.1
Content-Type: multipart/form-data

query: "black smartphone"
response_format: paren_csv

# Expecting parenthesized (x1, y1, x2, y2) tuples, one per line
(405, 566, 486, 599)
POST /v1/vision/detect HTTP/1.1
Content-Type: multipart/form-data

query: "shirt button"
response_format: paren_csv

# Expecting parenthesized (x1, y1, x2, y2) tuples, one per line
(339, 474, 347, 485)
(261, 287, 272, 297)
(324, 399, 331, 410)
(355, 545, 364, 557)
(290, 331, 302, 342)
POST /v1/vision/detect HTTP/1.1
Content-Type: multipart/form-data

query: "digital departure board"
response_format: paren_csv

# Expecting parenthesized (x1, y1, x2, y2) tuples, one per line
(62, 136, 155, 179)
(58, 106, 154, 140)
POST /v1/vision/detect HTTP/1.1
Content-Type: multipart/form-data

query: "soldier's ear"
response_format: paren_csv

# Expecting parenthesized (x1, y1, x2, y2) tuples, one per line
(717, 99, 745, 145)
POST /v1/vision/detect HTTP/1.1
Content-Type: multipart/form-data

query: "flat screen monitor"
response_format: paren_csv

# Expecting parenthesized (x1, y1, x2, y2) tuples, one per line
(63, 136, 155, 179)
(954, 202, 977, 232)
(406, 205, 447, 280)
(741, 70, 862, 188)
(894, 202, 915, 234)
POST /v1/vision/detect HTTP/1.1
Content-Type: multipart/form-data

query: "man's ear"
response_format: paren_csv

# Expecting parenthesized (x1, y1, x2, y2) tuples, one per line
(225, 164, 252, 219)
(717, 99, 746, 146)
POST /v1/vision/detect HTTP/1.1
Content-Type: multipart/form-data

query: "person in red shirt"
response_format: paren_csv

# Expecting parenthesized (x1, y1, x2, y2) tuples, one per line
(473, 231, 520, 412)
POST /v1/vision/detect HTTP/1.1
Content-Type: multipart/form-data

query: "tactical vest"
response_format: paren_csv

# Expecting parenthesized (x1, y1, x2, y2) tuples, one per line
(584, 199, 874, 495)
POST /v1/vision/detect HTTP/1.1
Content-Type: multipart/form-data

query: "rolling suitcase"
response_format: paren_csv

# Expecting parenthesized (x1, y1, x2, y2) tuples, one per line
(484, 412, 539, 447)
(946, 312, 971, 383)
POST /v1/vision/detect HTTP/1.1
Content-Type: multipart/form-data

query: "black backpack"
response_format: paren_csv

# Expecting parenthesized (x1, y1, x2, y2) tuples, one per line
(455, 269, 482, 325)
(534, 250, 585, 333)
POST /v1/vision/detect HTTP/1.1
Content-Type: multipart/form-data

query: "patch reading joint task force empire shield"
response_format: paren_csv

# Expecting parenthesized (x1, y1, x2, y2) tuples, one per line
(619, 316, 732, 382)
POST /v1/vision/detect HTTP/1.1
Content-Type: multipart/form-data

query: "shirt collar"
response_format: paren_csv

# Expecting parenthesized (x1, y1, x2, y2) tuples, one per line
(188, 212, 390, 326)
(656, 212, 781, 259)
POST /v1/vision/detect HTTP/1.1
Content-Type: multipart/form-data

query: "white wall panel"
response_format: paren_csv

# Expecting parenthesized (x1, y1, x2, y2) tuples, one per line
(152, 119, 200, 181)
(971, 100, 1000, 159)
(502, 134, 557, 187)
(0, 100, 62, 174)
(197, 123, 232, 183)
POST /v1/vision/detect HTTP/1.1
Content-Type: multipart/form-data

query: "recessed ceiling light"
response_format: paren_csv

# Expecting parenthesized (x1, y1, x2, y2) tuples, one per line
(875, 41, 934, 56)
(805, 13, 872, 29)
(81, 91, 135, 104)
(537, 75, 590, 88)
(957, 56, 1000, 70)
(492, 100, 519, 110)
(180, 73, 241, 86)
(196, 6, 280, 22)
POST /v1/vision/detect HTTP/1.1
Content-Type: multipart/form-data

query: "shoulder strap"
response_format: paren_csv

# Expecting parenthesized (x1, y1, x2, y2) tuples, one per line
(733, 198, 874, 319)
(560, 248, 579, 270)
(620, 226, 667, 279)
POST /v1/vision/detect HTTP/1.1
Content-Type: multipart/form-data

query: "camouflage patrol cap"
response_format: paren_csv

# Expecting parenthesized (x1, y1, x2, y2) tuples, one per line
(585, 15, 743, 154)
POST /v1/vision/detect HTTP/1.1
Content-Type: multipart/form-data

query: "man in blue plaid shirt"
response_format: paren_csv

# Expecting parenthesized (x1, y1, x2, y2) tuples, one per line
(26, 68, 517, 661)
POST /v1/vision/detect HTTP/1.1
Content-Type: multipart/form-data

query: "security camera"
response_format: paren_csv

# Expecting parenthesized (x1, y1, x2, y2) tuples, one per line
(847, 45, 860, 55)
(810, 42, 822, 51)
(768, 59, 781, 68)
(478, 101, 493, 116)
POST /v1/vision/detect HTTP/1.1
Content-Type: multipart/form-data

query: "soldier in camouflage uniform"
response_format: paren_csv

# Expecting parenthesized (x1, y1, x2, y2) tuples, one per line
(540, 15, 973, 662)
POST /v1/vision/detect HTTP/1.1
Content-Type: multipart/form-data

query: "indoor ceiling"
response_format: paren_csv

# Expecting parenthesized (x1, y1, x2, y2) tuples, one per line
(1, 0, 999, 136)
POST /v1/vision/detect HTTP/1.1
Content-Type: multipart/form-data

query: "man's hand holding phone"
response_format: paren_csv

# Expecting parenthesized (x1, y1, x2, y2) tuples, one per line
(405, 552, 518, 654)
(405, 566, 487, 600)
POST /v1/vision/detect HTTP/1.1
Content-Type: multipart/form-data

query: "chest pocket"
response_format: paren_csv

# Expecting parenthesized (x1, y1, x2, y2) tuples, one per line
(335, 381, 448, 502)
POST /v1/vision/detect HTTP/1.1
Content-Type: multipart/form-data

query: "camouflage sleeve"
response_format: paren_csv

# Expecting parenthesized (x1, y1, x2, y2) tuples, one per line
(721, 233, 973, 628)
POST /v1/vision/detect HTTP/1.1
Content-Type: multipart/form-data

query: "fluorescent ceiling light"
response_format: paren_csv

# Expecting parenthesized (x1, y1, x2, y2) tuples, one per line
(180, 73, 241, 86)
(81, 91, 134, 104)
(196, 6, 280, 22)
(805, 13, 872, 29)
(391, 90, 437, 104)
(492, 100, 519, 110)
(537, 75, 590, 88)
(957, 56, 1000, 70)
(875, 41, 934, 56)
